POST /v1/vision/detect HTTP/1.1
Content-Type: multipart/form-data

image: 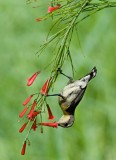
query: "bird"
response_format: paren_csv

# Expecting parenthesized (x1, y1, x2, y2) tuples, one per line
(57, 67, 97, 128)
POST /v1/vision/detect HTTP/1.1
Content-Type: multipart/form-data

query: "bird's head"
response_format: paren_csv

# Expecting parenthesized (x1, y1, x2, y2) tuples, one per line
(57, 115, 74, 128)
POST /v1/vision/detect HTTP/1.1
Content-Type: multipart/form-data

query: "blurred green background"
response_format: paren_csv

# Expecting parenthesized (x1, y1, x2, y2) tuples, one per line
(0, 0, 116, 160)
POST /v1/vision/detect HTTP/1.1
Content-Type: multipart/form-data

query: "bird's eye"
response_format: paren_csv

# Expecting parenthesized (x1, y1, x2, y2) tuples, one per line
(64, 123, 68, 127)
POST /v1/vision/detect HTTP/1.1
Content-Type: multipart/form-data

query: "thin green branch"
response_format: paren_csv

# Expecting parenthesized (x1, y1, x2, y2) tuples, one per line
(36, 0, 116, 88)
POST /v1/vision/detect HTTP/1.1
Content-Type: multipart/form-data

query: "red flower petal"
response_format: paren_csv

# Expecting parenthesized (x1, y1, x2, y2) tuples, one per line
(32, 110, 41, 117)
(39, 122, 58, 128)
(46, 104, 54, 120)
(40, 79, 50, 95)
(31, 119, 38, 131)
(19, 123, 27, 133)
(30, 111, 41, 120)
(48, 4, 61, 13)
(19, 107, 28, 118)
(27, 71, 41, 86)
(21, 141, 26, 155)
(22, 95, 33, 106)
(28, 100, 37, 119)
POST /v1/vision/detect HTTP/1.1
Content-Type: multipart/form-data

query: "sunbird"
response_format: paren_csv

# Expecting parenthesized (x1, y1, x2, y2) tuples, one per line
(48, 67, 97, 128)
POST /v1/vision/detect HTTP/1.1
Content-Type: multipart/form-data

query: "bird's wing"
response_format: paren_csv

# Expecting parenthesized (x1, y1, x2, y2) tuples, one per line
(66, 87, 86, 114)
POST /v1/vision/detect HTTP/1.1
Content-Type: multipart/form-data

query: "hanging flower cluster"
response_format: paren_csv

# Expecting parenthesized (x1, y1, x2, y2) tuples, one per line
(20, 0, 116, 156)
(19, 71, 58, 155)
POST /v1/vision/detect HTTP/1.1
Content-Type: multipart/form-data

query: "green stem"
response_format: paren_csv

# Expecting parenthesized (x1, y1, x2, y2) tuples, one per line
(50, 0, 91, 84)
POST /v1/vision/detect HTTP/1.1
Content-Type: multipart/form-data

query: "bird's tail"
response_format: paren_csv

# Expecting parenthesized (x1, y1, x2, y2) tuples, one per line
(81, 67, 97, 82)
(88, 66, 97, 80)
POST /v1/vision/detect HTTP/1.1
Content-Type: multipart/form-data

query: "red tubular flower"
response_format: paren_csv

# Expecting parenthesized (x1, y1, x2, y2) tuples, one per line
(19, 107, 28, 118)
(46, 104, 54, 120)
(27, 71, 41, 86)
(21, 141, 26, 155)
(31, 119, 38, 131)
(39, 122, 58, 128)
(28, 100, 37, 119)
(32, 111, 41, 117)
(40, 79, 50, 95)
(19, 122, 27, 133)
(22, 95, 33, 106)
(48, 4, 61, 13)
(30, 111, 41, 120)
